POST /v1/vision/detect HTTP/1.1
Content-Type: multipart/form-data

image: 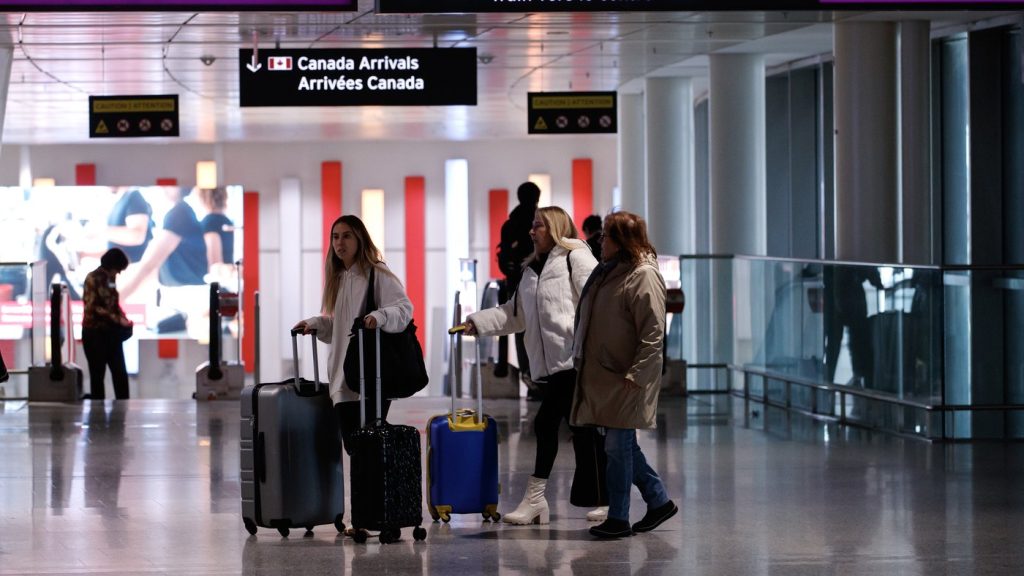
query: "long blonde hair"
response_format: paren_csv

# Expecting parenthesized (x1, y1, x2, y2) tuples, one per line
(525, 206, 579, 266)
(322, 215, 385, 315)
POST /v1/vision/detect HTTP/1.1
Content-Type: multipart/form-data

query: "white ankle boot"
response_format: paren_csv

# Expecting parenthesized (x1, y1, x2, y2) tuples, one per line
(586, 506, 608, 522)
(503, 476, 549, 525)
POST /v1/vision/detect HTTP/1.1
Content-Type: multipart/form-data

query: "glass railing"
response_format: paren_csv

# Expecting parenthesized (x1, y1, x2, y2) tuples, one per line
(678, 255, 1024, 441)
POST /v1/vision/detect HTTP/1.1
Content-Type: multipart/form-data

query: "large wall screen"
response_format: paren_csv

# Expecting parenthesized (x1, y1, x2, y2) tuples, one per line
(0, 185, 243, 342)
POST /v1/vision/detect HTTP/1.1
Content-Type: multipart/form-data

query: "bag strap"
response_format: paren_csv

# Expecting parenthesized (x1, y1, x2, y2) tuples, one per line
(361, 265, 378, 316)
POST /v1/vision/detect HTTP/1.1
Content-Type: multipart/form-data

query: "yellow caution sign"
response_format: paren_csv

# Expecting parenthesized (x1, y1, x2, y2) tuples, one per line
(92, 98, 176, 114)
(534, 117, 548, 131)
(531, 95, 614, 110)
(95, 120, 109, 134)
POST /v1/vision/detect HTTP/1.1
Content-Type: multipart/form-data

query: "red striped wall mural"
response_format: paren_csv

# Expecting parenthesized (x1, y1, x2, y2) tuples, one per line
(488, 189, 508, 280)
(405, 176, 426, 352)
(156, 177, 178, 359)
(321, 162, 342, 271)
(75, 163, 96, 186)
(572, 158, 593, 227)
(242, 191, 260, 373)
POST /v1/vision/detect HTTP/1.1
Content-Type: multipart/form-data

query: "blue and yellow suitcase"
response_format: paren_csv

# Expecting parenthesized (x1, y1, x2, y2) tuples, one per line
(426, 325, 500, 522)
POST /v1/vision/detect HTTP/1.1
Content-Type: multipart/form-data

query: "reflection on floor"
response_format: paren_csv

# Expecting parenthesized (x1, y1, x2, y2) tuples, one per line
(1, 395, 1022, 575)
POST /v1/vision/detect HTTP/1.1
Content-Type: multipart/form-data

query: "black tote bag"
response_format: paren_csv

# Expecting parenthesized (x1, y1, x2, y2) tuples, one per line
(343, 267, 429, 399)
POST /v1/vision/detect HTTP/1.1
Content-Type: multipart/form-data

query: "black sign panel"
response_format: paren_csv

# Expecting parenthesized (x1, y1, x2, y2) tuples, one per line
(239, 48, 477, 107)
(89, 95, 180, 139)
(377, 0, 1023, 12)
(528, 92, 616, 135)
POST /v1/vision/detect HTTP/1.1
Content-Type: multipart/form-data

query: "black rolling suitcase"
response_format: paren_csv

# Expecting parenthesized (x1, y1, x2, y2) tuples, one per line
(348, 327, 426, 543)
(240, 294, 344, 538)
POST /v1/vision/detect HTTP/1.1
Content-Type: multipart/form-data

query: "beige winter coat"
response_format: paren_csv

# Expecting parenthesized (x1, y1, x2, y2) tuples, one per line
(570, 256, 666, 430)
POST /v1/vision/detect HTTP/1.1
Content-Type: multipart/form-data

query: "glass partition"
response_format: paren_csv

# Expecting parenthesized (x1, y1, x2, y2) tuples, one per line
(0, 261, 47, 399)
(679, 254, 1024, 440)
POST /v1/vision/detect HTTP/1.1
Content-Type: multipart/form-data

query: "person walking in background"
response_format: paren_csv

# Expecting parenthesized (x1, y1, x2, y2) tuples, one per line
(198, 187, 235, 269)
(106, 187, 153, 264)
(581, 214, 603, 261)
(82, 248, 133, 400)
(455, 206, 609, 525)
(293, 215, 413, 452)
(494, 181, 541, 391)
(572, 211, 677, 539)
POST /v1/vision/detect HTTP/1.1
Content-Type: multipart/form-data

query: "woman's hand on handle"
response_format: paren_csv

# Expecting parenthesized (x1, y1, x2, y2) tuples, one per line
(292, 320, 311, 335)
(363, 314, 379, 330)
(449, 321, 477, 336)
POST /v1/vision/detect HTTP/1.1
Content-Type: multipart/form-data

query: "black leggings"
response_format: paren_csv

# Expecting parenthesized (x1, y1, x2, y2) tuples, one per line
(335, 398, 392, 456)
(82, 326, 129, 400)
(532, 369, 583, 479)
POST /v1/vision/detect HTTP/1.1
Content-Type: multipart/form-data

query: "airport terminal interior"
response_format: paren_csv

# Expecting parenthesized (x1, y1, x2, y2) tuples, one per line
(1, 1, 1023, 574)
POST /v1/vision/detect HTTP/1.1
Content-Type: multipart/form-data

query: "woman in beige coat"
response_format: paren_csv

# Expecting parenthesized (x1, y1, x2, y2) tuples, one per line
(571, 211, 677, 538)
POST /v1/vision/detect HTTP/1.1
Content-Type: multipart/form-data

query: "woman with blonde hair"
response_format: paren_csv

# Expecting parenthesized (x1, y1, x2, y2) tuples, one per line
(456, 206, 608, 525)
(572, 211, 677, 538)
(294, 215, 413, 451)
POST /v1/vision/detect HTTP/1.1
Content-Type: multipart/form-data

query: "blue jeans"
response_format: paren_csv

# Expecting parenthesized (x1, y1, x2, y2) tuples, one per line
(603, 428, 669, 521)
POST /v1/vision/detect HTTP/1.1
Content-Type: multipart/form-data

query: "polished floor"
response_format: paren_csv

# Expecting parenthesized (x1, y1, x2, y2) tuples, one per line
(1, 393, 1022, 575)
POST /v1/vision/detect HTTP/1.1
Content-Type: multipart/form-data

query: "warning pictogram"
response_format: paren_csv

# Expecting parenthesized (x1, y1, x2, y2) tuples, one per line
(534, 117, 548, 131)
(89, 94, 179, 139)
(528, 91, 616, 135)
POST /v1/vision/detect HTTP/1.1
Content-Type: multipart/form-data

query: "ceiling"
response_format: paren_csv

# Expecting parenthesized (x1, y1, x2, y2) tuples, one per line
(0, 4, 1016, 143)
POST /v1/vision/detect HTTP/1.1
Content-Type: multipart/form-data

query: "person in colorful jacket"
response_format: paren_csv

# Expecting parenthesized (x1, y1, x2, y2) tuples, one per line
(82, 248, 133, 400)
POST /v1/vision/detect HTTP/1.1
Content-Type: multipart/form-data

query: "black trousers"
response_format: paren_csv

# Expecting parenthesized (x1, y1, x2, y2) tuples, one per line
(532, 369, 584, 478)
(82, 326, 129, 400)
(335, 398, 392, 456)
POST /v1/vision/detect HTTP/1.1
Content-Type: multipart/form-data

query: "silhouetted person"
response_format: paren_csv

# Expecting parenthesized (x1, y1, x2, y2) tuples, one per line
(494, 182, 541, 390)
(82, 248, 133, 400)
(824, 265, 883, 388)
(582, 214, 603, 261)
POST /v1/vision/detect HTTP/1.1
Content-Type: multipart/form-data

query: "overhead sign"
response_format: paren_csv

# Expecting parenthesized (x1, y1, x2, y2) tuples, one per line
(0, 0, 355, 10)
(239, 48, 477, 107)
(528, 92, 616, 135)
(89, 95, 179, 139)
(376, 0, 1023, 12)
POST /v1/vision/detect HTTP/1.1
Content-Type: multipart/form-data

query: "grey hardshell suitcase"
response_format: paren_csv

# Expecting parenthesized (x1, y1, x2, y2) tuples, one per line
(240, 310, 344, 537)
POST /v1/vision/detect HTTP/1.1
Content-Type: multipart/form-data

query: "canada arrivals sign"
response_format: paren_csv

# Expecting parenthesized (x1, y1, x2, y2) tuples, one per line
(238, 48, 477, 107)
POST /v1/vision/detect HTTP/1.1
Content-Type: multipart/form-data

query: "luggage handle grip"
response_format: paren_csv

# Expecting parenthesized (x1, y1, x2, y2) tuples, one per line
(289, 328, 321, 391)
(357, 327, 384, 429)
(448, 291, 483, 424)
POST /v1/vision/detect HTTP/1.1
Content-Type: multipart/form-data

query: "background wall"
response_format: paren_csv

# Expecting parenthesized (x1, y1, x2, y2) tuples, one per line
(0, 137, 618, 390)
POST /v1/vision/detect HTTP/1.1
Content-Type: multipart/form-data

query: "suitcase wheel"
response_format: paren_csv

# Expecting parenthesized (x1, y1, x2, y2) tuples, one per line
(243, 518, 258, 535)
(334, 514, 346, 534)
(304, 527, 315, 536)
(429, 508, 440, 522)
(440, 511, 451, 523)
(277, 527, 290, 538)
(352, 529, 369, 544)
(413, 527, 427, 541)
(379, 528, 401, 544)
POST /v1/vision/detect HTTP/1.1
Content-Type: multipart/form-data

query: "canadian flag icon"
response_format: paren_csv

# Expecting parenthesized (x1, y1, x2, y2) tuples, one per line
(267, 56, 293, 71)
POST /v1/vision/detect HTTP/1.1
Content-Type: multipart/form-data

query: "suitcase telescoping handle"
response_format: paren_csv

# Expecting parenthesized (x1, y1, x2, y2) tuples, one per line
(289, 327, 321, 391)
(356, 327, 384, 429)
(447, 293, 484, 424)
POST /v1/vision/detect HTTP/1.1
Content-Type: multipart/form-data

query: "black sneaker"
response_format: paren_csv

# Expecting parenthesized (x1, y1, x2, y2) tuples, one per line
(631, 500, 678, 533)
(589, 518, 633, 539)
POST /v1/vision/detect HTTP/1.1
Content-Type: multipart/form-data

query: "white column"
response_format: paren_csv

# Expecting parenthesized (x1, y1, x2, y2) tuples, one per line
(617, 92, 646, 216)
(645, 77, 694, 256)
(0, 45, 12, 156)
(900, 20, 933, 265)
(709, 54, 766, 256)
(835, 21, 899, 262)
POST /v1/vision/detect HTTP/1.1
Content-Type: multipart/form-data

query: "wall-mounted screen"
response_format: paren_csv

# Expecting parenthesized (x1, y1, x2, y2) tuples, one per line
(0, 185, 243, 342)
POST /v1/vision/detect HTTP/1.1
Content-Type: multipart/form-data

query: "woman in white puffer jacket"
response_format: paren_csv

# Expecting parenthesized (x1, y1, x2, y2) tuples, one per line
(457, 206, 608, 525)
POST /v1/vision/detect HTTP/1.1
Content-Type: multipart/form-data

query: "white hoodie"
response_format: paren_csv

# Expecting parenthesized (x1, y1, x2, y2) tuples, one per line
(302, 263, 413, 404)
(468, 238, 596, 380)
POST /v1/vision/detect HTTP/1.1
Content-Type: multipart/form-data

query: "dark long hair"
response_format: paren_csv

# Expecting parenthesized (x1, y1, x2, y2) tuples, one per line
(603, 211, 657, 265)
